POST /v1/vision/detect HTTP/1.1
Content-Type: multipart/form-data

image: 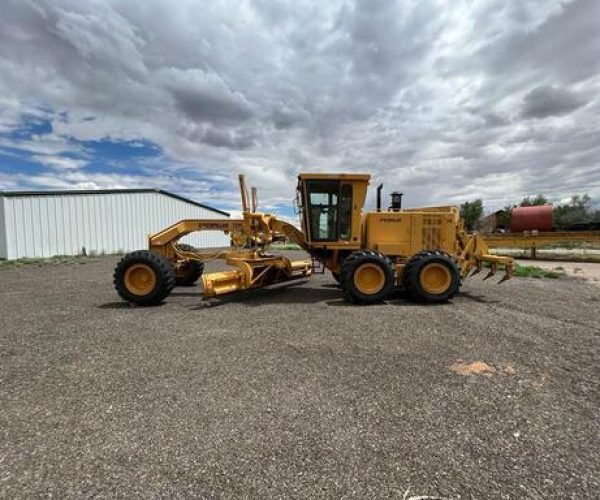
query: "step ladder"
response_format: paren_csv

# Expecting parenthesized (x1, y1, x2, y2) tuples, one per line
(310, 256, 326, 274)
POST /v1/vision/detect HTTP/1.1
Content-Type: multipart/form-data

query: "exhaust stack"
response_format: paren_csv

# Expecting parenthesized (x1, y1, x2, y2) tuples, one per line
(376, 184, 383, 212)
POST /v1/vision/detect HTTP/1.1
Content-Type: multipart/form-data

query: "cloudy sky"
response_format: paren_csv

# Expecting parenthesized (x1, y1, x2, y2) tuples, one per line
(0, 0, 599, 216)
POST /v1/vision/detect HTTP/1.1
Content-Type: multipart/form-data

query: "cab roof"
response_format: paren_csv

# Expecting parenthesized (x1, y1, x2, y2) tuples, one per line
(297, 173, 371, 181)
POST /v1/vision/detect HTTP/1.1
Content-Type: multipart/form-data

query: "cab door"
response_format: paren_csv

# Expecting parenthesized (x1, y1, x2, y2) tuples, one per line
(301, 180, 354, 243)
(304, 180, 340, 241)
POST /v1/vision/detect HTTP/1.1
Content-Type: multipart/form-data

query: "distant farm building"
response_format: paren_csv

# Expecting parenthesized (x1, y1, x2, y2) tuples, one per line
(0, 188, 229, 260)
(478, 210, 506, 234)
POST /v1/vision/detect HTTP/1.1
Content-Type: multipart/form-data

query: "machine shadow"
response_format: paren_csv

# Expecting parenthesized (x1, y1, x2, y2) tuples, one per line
(456, 291, 501, 304)
(190, 283, 429, 309)
(170, 290, 203, 298)
(101, 281, 487, 309)
(189, 281, 344, 309)
(97, 301, 166, 309)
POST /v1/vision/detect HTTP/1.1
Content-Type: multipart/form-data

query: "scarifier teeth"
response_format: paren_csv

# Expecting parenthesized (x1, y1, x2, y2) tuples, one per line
(498, 273, 511, 284)
(483, 263, 497, 280)
(470, 261, 483, 277)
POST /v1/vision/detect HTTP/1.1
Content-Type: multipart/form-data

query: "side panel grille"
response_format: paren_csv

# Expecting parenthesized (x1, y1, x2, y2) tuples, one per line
(422, 216, 442, 249)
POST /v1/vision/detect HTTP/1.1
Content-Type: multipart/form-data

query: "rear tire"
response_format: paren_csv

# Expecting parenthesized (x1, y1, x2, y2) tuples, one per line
(114, 250, 175, 306)
(403, 250, 460, 303)
(340, 250, 395, 304)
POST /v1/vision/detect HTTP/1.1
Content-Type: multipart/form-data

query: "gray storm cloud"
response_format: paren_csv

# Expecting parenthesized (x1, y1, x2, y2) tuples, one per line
(0, 0, 599, 211)
(521, 86, 588, 119)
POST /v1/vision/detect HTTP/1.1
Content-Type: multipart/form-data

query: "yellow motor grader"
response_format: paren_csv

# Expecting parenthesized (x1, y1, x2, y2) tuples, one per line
(113, 173, 513, 306)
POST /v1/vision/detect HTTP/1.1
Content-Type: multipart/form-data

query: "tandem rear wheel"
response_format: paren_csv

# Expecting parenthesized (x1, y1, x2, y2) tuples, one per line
(402, 250, 461, 303)
(340, 250, 395, 304)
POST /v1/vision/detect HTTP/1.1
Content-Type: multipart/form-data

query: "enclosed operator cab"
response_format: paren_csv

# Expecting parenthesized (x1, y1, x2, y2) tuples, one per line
(296, 173, 369, 248)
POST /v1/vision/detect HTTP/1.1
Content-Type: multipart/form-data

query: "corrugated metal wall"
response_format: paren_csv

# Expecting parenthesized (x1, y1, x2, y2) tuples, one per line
(0, 191, 230, 259)
(0, 197, 6, 259)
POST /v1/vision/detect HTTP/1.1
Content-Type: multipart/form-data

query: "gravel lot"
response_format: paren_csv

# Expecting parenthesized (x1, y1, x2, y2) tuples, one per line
(1, 252, 599, 498)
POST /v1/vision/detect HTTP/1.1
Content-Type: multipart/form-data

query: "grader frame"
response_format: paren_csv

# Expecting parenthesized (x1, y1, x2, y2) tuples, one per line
(114, 173, 514, 306)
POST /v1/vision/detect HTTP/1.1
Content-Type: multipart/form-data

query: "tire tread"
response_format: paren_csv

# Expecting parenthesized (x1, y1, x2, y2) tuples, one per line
(403, 250, 460, 303)
(340, 250, 395, 304)
(113, 250, 175, 306)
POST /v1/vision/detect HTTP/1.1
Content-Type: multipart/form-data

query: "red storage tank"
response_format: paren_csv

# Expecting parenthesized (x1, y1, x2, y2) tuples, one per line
(510, 205, 553, 232)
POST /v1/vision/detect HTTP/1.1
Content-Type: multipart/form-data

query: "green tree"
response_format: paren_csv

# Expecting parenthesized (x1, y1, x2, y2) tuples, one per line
(460, 199, 483, 231)
(571, 194, 591, 209)
(502, 204, 515, 229)
(554, 194, 592, 228)
(520, 194, 549, 207)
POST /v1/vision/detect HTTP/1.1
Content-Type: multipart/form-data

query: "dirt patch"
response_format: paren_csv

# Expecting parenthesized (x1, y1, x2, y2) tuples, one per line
(450, 361, 517, 377)
(450, 360, 496, 377)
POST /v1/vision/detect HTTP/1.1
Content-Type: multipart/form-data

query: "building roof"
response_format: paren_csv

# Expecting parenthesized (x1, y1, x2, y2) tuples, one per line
(479, 209, 506, 219)
(0, 188, 230, 217)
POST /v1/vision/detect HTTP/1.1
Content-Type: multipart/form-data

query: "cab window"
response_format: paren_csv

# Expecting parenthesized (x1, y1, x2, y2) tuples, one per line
(339, 184, 352, 240)
(306, 180, 339, 241)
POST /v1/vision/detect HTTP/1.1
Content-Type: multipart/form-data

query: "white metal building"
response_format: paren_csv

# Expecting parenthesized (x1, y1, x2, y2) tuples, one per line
(0, 188, 230, 260)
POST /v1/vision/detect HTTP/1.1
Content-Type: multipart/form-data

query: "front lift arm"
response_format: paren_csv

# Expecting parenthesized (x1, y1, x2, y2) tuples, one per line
(149, 219, 243, 258)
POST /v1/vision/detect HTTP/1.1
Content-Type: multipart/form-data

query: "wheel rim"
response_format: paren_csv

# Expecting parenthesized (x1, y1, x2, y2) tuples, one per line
(420, 262, 452, 294)
(354, 263, 385, 295)
(124, 263, 157, 295)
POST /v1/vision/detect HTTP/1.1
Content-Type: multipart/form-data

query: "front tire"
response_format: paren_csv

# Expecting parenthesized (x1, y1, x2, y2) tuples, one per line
(402, 250, 460, 303)
(174, 243, 204, 286)
(114, 250, 175, 306)
(340, 250, 395, 304)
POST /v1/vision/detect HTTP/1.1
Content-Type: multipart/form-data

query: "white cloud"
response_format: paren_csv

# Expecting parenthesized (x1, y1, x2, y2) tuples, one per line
(0, 133, 85, 157)
(31, 155, 88, 170)
(0, 0, 598, 212)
